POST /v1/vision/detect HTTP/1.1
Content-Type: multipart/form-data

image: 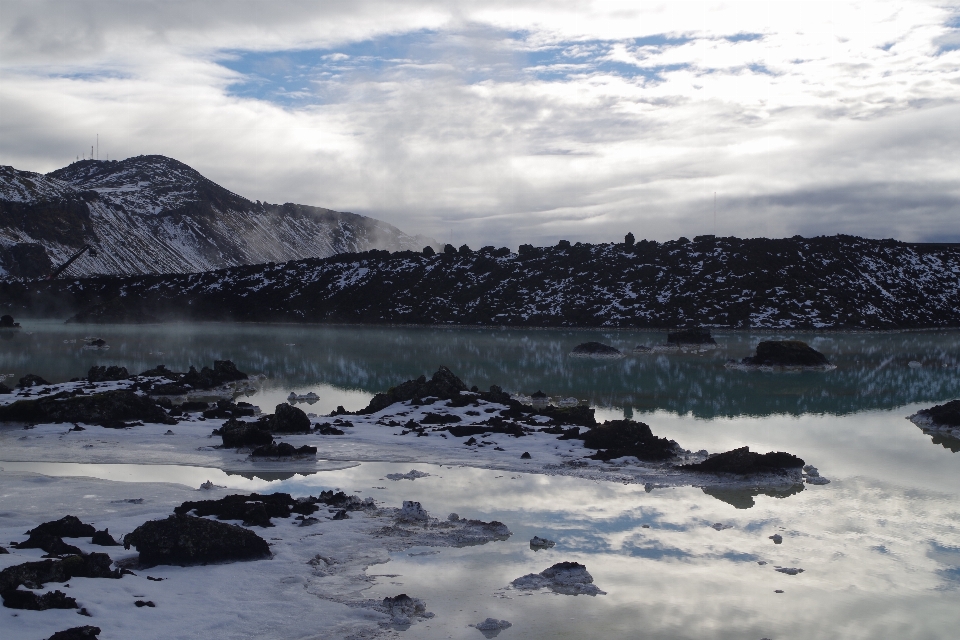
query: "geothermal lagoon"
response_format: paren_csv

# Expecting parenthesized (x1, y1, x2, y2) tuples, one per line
(2, 322, 959, 639)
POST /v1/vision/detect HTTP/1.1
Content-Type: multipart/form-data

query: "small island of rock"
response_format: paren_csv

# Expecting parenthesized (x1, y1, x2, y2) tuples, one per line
(569, 342, 624, 358)
(726, 340, 834, 370)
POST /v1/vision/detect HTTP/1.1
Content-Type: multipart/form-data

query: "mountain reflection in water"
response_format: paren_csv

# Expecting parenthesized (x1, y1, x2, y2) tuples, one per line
(2, 321, 957, 418)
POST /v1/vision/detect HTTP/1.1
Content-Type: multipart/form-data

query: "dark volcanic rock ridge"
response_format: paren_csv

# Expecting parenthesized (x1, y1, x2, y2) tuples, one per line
(4, 235, 958, 329)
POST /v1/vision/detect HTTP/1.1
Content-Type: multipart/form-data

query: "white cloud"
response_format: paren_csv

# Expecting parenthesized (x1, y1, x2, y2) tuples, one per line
(1, 0, 959, 246)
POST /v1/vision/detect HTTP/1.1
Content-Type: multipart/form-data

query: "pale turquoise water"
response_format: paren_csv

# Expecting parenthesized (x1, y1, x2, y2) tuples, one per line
(2, 321, 959, 639)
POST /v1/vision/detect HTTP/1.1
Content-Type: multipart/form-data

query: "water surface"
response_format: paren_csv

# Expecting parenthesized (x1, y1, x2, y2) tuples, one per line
(2, 321, 959, 639)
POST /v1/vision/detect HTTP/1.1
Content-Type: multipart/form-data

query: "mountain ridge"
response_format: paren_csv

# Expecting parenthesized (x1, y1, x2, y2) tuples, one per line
(0, 155, 438, 277)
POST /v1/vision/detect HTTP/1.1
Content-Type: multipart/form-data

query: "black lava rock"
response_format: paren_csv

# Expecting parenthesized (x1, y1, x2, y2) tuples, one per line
(739, 341, 831, 367)
(570, 342, 622, 356)
(17, 373, 50, 388)
(520, 452, 531, 459)
(914, 399, 960, 427)
(47, 625, 102, 640)
(27, 515, 97, 539)
(174, 492, 318, 527)
(3, 588, 77, 610)
(0, 389, 175, 426)
(219, 418, 273, 448)
(87, 365, 130, 382)
(269, 403, 311, 433)
(681, 446, 804, 474)
(360, 366, 468, 414)
(140, 360, 248, 394)
(250, 442, 317, 458)
(0, 553, 120, 599)
(13, 532, 83, 557)
(317, 424, 345, 435)
(91, 529, 121, 546)
(581, 420, 679, 461)
(123, 514, 271, 566)
(0, 314, 21, 328)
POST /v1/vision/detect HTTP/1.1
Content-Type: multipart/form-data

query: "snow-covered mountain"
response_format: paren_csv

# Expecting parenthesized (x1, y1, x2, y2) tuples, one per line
(0, 155, 437, 277)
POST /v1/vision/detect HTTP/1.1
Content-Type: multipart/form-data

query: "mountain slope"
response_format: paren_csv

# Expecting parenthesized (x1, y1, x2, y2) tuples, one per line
(5, 235, 960, 329)
(0, 155, 437, 276)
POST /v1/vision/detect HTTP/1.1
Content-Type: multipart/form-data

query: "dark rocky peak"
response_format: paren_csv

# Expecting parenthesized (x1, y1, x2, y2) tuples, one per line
(47, 155, 253, 217)
(49, 156, 207, 191)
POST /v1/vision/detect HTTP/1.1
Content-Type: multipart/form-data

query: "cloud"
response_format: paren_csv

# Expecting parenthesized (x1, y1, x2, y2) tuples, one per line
(1, 0, 959, 246)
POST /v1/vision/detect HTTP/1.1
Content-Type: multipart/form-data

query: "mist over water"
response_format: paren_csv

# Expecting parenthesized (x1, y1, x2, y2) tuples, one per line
(3, 321, 958, 418)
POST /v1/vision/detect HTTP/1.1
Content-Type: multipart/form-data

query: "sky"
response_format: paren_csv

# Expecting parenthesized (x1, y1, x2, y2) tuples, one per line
(1, 1, 959, 247)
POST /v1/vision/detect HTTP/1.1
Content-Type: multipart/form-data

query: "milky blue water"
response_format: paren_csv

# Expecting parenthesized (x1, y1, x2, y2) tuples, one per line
(2, 321, 959, 639)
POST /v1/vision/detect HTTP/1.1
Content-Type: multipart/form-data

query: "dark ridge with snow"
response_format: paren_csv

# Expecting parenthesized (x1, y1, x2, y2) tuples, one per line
(3, 235, 959, 329)
(0, 156, 437, 276)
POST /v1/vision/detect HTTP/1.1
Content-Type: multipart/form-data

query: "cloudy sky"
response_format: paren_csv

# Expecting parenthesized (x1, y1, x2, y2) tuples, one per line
(1, 1, 959, 247)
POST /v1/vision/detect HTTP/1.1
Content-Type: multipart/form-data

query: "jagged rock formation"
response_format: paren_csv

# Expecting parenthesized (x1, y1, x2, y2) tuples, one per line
(4, 235, 958, 329)
(0, 156, 437, 277)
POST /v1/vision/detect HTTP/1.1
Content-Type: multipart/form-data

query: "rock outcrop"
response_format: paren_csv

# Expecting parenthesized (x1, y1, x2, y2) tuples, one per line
(569, 342, 623, 358)
(0, 389, 175, 427)
(580, 420, 679, 461)
(123, 514, 271, 566)
(680, 446, 804, 474)
(731, 340, 833, 369)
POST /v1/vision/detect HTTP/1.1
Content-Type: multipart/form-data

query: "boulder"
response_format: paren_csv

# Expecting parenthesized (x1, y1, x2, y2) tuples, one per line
(0, 389, 175, 426)
(738, 340, 831, 367)
(13, 532, 83, 557)
(0, 553, 120, 598)
(681, 446, 804, 474)
(2, 588, 77, 610)
(27, 515, 96, 539)
(581, 420, 679, 461)
(569, 342, 623, 358)
(359, 366, 468, 414)
(17, 373, 50, 388)
(269, 403, 311, 433)
(1, 314, 21, 328)
(47, 626, 102, 640)
(91, 529, 121, 547)
(511, 561, 605, 596)
(123, 514, 271, 566)
(0, 383, 11, 394)
(250, 442, 317, 458)
(173, 492, 318, 527)
(87, 365, 130, 382)
(219, 418, 273, 448)
(912, 399, 960, 428)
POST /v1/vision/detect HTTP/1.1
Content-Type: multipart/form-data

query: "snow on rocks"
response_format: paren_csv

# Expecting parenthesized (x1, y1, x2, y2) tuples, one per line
(510, 561, 606, 596)
(385, 470, 432, 481)
(380, 504, 512, 547)
(775, 567, 805, 575)
(377, 593, 435, 626)
(909, 400, 960, 435)
(529, 536, 555, 549)
(472, 617, 513, 634)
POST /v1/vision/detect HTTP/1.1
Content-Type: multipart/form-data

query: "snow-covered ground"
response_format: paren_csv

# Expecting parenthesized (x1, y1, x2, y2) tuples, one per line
(0, 378, 809, 490)
(0, 376, 828, 640)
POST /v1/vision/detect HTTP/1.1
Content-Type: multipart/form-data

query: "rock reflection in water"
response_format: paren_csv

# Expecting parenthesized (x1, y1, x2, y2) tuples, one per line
(224, 470, 319, 482)
(701, 483, 805, 509)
